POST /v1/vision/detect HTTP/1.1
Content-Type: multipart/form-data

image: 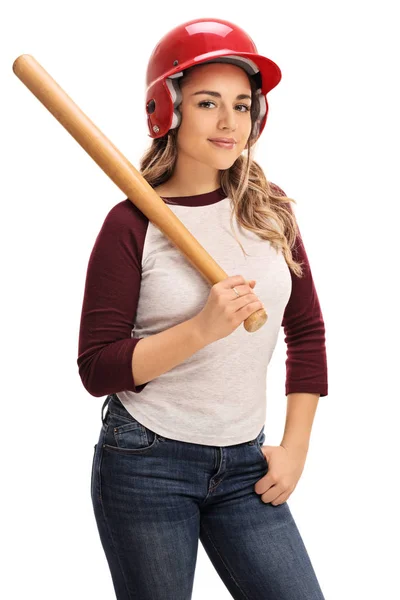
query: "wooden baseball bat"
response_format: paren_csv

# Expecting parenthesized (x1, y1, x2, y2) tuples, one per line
(12, 54, 268, 332)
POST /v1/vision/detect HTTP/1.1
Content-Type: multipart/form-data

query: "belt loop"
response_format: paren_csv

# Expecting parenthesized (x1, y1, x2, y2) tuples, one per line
(101, 395, 112, 425)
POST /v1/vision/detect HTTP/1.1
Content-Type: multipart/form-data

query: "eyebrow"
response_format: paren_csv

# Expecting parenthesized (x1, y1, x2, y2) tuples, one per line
(191, 90, 252, 101)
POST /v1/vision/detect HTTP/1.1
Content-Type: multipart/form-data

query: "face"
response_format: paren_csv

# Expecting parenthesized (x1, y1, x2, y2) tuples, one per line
(176, 63, 253, 171)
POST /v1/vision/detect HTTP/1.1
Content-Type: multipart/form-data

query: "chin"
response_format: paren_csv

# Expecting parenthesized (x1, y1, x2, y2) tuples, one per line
(214, 157, 240, 169)
(204, 150, 241, 167)
(194, 146, 241, 170)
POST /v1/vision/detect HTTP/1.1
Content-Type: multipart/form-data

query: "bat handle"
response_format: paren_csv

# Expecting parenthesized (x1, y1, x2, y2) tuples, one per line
(243, 307, 268, 332)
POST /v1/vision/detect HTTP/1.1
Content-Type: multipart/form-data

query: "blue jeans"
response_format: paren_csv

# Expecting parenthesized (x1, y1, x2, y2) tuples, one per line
(91, 394, 325, 599)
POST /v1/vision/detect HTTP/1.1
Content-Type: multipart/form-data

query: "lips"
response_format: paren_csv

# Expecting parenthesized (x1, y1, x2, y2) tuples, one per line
(208, 140, 236, 149)
(209, 138, 236, 143)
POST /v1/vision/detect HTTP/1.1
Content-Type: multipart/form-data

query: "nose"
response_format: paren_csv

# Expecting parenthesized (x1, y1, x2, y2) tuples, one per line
(218, 106, 238, 131)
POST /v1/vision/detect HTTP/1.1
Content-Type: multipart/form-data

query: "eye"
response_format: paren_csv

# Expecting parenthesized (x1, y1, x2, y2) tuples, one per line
(198, 101, 251, 112)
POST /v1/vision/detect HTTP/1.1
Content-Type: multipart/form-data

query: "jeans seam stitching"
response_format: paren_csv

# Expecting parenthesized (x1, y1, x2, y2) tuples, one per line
(98, 434, 133, 600)
(201, 524, 250, 600)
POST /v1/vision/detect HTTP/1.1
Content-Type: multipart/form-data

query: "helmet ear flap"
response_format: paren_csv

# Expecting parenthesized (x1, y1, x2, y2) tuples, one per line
(252, 90, 267, 139)
(146, 76, 182, 137)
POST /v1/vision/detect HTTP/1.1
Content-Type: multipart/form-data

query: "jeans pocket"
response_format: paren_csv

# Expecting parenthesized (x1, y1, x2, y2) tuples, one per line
(102, 412, 159, 455)
(255, 429, 267, 462)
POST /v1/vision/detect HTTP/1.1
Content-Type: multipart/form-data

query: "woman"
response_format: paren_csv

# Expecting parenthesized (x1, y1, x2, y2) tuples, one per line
(77, 17, 328, 600)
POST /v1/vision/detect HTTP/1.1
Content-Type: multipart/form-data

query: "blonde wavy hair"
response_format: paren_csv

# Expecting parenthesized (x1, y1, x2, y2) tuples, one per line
(139, 65, 305, 278)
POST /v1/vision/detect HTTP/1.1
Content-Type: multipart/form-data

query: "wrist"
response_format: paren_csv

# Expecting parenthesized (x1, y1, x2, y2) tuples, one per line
(189, 315, 209, 348)
(280, 440, 309, 456)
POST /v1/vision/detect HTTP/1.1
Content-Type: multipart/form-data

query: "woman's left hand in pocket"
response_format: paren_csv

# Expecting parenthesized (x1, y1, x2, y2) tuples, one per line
(254, 444, 308, 506)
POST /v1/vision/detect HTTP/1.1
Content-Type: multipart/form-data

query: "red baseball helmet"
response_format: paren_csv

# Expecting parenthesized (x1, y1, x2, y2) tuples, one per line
(145, 18, 282, 140)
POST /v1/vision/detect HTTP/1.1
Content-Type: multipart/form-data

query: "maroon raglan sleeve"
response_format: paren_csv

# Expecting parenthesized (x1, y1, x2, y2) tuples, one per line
(271, 184, 328, 397)
(76, 200, 149, 397)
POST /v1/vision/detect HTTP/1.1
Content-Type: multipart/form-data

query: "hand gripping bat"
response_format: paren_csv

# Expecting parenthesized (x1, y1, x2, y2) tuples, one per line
(12, 54, 268, 333)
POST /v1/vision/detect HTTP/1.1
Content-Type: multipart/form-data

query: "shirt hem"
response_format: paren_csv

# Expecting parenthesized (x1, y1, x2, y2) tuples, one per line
(116, 394, 264, 447)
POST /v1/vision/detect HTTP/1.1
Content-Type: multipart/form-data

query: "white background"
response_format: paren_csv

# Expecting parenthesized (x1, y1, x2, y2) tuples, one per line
(1, 1, 399, 598)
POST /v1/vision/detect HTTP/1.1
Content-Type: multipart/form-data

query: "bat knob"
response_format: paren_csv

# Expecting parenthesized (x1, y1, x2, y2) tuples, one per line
(244, 308, 268, 332)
